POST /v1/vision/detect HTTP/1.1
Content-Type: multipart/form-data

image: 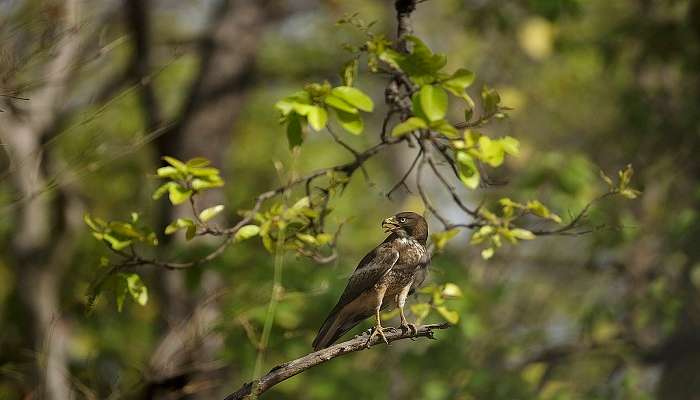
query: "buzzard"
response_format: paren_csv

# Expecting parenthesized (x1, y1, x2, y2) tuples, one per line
(312, 212, 429, 350)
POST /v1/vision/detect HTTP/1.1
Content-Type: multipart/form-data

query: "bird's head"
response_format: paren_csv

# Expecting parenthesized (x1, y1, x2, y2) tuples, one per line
(382, 212, 428, 245)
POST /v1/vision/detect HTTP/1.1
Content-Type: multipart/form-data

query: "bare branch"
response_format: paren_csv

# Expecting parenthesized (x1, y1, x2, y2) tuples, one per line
(97, 136, 402, 277)
(395, 0, 417, 51)
(531, 192, 616, 236)
(426, 153, 478, 217)
(416, 140, 451, 228)
(223, 323, 451, 400)
(326, 125, 360, 158)
(386, 148, 422, 199)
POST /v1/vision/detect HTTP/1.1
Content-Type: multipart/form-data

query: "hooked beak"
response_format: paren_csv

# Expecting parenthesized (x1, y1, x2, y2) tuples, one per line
(382, 216, 400, 233)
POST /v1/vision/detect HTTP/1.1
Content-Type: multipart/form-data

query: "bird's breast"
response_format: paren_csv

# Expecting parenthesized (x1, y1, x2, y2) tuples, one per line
(381, 237, 426, 293)
(393, 237, 426, 266)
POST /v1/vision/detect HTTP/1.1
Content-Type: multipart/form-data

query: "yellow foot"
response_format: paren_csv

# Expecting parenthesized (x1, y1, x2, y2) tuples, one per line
(400, 322, 418, 335)
(366, 325, 390, 348)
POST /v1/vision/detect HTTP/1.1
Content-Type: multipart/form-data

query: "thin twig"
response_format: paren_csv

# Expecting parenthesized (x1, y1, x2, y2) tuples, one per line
(415, 141, 451, 229)
(326, 125, 359, 158)
(426, 155, 478, 217)
(531, 192, 616, 236)
(386, 148, 422, 199)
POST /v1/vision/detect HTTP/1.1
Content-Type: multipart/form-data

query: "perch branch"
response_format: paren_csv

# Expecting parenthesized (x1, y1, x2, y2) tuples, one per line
(223, 323, 450, 400)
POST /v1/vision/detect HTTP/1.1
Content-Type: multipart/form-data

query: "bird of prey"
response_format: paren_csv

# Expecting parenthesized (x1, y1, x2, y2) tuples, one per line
(312, 212, 429, 350)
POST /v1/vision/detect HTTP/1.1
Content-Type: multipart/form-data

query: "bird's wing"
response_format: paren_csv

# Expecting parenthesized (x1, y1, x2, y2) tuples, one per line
(312, 243, 399, 350)
(334, 242, 399, 311)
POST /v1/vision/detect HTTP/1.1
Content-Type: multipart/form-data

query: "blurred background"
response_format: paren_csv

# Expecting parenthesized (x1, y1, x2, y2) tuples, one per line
(1, 0, 699, 399)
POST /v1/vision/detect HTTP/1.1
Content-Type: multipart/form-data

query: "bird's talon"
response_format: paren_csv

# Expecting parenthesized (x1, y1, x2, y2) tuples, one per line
(366, 325, 390, 347)
(400, 322, 418, 335)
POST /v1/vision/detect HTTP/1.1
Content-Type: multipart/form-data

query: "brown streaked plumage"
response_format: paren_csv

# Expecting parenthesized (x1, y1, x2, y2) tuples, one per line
(312, 212, 429, 350)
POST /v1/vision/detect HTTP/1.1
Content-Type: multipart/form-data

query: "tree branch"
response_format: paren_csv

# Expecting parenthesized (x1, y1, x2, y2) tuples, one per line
(386, 148, 422, 199)
(223, 323, 450, 400)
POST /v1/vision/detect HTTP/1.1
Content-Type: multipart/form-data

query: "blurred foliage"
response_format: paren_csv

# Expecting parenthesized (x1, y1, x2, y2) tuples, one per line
(1, 0, 698, 399)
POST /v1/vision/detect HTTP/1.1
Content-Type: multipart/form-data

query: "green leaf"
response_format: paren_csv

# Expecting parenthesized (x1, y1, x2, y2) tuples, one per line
(188, 167, 220, 177)
(116, 277, 127, 312)
(527, 200, 551, 219)
(124, 273, 148, 306)
(464, 105, 474, 123)
(511, 228, 536, 240)
(481, 247, 494, 260)
(286, 113, 303, 149)
(199, 205, 224, 222)
(470, 225, 494, 244)
(599, 170, 614, 188)
(165, 218, 195, 235)
(186, 157, 211, 168)
(186, 225, 196, 240)
(335, 109, 364, 135)
(431, 119, 459, 138)
(444, 68, 475, 89)
(168, 184, 192, 205)
(500, 136, 520, 156)
(275, 91, 311, 116)
(235, 225, 260, 241)
(291, 103, 317, 117)
(620, 188, 641, 199)
(341, 58, 358, 87)
(306, 106, 327, 131)
(83, 213, 105, 232)
(431, 228, 460, 251)
(324, 94, 358, 114)
(391, 117, 427, 137)
(619, 164, 634, 187)
(191, 177, 224, 191)
(616, 165, 641, 199)
(103, 234, 131, 251)
(419, 85, 448, 122)
(291, 196, 311, 210)
(331, 86, 374, 112)
(109, 222, 141, 239)
(442, 283, 463, 298)
(394, 36, 447, 84)
(481, 85, 501, 115)
(377, 47, 402, 70)
(296, 233, 318, 245)
(304, 81, 331, 98)
(316, 233, 334, 245)
(436, 306, 460, 324)
(152, 182, 175, 200)
(411, 92, 429, 121)
(162, 156, 187, 172)
(442, 68, 475, 97)
(456, 151, 480, 189)
(156, 166, 180, 178)
(146, 232, 158, 246)
(478, 136, 505, 167)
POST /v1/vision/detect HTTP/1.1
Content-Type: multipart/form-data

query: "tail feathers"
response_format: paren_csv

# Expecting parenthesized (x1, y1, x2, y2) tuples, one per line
(312, 310, 365, 351)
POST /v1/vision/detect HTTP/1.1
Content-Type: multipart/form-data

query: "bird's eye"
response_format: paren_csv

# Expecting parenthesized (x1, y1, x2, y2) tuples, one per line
(399, 217, 406, 223)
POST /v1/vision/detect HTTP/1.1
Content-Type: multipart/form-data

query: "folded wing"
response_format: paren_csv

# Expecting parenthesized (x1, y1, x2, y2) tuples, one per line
(312, 244, 399, 350)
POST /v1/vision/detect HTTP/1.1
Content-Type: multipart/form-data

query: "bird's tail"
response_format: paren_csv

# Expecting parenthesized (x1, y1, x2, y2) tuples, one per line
(312, 309, 365, 351)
